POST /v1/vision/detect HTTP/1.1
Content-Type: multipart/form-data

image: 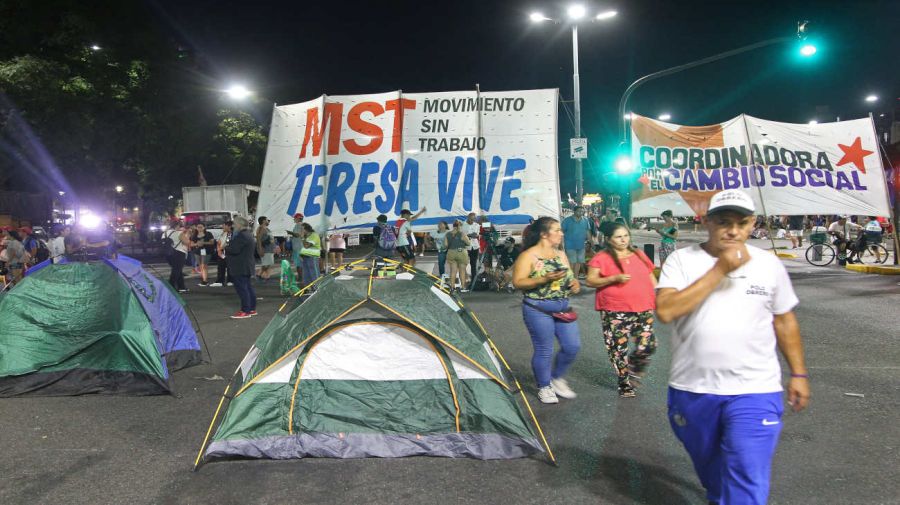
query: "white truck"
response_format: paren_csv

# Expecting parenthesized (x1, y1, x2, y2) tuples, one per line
(181, 184, 259, 240)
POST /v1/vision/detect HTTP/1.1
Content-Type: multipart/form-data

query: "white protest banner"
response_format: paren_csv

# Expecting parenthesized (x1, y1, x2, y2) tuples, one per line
(629, 114, 890, 217)
(256, 89, 560, 234)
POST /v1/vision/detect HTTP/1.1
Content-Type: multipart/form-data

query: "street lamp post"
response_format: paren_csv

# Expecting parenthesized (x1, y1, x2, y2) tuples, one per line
(530, 7, 617, 204)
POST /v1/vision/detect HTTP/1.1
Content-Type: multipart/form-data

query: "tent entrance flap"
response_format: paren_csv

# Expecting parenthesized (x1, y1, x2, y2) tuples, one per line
(290, 322, 461, 436)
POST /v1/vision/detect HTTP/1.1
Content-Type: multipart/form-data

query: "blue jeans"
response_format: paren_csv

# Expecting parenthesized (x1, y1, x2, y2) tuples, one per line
(521, 298, 581, 388)
(232, 275, 256, 313)
(437, 250, 447, 276)
(301, 255, 319, 287)
(668, 388, 784, 505)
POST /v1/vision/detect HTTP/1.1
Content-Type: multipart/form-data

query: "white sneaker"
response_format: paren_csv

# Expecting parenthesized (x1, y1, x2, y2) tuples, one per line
(226, 282, 234, 286)
(209, 282, 223, 287)
(537, 386, 559, 404)
(550, 378, 577, 399)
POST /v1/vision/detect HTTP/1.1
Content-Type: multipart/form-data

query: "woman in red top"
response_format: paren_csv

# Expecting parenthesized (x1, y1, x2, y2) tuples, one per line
(585, 223, 657, 398)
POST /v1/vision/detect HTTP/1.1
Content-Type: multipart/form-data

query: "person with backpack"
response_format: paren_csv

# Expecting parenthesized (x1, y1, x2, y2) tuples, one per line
(372, 214, 397, 259)
(585, 222, 658, 398)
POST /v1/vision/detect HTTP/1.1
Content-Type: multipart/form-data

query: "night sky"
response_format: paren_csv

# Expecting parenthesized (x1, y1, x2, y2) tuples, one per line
(155, 0, 899, 193)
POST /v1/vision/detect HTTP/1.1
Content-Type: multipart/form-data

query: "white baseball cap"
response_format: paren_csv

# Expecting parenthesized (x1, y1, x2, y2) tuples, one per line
(707, 189, 755, 216)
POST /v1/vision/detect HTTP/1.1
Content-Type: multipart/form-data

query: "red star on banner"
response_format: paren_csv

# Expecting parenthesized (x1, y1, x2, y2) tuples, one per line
(836, 137, 874, 174)
(638, 174, 650, 186)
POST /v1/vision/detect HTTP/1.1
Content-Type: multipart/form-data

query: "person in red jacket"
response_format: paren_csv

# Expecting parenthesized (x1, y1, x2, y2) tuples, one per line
(585, 222, 657, 398)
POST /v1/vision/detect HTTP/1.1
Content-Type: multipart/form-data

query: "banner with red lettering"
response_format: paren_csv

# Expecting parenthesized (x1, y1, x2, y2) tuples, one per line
(256, 89, 560, 233)
(630, 114, 891, 217)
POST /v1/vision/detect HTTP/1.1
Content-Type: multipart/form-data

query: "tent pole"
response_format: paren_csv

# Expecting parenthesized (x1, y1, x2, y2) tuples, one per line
(192, 381, 232, 471)
(739, 115, 778, 251)
(468, 311, 557, 465)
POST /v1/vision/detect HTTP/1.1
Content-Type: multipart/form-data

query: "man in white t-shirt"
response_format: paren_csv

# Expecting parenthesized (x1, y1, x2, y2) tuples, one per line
(656, 189, 810, 505)
(48, 225, 71, 263)
(827, 215, 862, 264)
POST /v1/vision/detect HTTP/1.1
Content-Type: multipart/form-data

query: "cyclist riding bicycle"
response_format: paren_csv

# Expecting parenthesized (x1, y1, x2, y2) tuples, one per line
(828, 215, 862, 264)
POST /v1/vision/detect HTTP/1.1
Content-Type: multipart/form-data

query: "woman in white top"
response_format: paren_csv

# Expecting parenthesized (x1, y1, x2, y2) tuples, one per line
(327, 229, 347, 268)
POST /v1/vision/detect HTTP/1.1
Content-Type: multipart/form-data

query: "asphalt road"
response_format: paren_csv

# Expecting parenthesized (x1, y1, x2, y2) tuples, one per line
(1, 240, 898, 505)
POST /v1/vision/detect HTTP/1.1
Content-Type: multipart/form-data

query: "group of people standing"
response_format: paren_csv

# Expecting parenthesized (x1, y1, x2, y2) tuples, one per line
(513, 189, 810, 505)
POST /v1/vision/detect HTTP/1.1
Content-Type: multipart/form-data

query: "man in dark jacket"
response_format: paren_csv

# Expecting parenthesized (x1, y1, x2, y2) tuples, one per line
(225, 216, 257, 319)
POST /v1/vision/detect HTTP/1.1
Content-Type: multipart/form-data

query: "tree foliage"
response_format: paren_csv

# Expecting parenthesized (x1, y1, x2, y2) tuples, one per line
(0, 0, 267, 218)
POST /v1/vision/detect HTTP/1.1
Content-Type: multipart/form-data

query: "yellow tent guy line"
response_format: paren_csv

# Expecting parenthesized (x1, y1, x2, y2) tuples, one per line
(367, 258, 375, 297)
(370, 299, 509, 389)
(288, 334, 330, 434)
(192, 382, 232, 470)
(470, 310, 556, 464)
(233, 300, 367, 399)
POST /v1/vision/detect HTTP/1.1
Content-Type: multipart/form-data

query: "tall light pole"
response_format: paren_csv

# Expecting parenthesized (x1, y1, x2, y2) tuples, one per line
(530, 6, 618, 204)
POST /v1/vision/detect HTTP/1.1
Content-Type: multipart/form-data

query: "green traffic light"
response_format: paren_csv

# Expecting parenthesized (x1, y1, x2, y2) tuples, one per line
(615, 155, 634, 174)
(800, 43, 817, 56)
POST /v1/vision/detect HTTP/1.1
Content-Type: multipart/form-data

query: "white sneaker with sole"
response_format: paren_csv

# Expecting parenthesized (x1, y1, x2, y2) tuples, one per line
(537, 386, 559, 404)
(209, 283, 223, 287)
(550, 378, 577, 399)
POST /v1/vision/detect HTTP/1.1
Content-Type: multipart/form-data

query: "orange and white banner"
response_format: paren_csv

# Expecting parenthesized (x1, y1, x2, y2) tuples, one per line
(630, 114, 890, 217)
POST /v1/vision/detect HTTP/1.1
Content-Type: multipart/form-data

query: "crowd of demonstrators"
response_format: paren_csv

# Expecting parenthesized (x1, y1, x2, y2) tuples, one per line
(256, 216, 275, 281)
(395, 207, 427, 267)
(653, 210, 679, 266)
(561, 206, 595, 279)
(210, 220, 233, 287)
(656, 190, 809, 505)
(298, 222, 321, 288)
(586, 223, 658, 398)
(429, 221, 449, 278)
(512, 216, 581, 405)
(191, 223, 215, 286)
(445, 220, 471, 292)
(225, 216, 257, 319)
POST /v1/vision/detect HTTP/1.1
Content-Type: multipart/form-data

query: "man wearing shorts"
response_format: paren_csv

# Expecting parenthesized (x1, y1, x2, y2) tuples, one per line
(656, 189, 810, 505)
(786, 215, 804, 249)
(395, 207, 426, 267)
(561, 206, 593, 279)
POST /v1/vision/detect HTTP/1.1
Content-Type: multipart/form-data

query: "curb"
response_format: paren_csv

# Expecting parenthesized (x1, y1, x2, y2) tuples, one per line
(845, 264, 900, 275)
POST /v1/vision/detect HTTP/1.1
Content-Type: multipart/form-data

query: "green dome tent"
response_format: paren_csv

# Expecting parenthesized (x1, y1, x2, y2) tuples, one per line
(195, 259, 552, 467)
(0, 257, 203, 396)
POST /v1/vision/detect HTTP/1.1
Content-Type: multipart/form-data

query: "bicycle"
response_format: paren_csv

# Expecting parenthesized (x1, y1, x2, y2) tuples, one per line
(853, 232, 889, 265)
(805, 230, 835, 266)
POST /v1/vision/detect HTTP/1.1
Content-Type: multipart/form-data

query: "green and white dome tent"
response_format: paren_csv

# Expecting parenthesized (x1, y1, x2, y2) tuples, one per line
(194, 258, 553, 468)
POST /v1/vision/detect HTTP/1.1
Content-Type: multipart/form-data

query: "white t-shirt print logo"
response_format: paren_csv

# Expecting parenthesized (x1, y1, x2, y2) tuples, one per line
(746, 284, 770, 296)
(762, 419, 780, 426)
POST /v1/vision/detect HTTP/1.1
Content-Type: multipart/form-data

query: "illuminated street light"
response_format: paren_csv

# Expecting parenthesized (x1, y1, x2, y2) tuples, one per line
(808, 120, 818, 125)
(90, 44, 101, 51)
(567, 5, 586, 20)
(865, 94, 878, 103)
(529, 12, 549, 23)
(225, 84, 252, 101)
(58, 191, 65, 196)
(595, 10, 617, 20)
(115, 185, 124, 193)
(658, 113, 672, 121)
(623, 113, 633, 120)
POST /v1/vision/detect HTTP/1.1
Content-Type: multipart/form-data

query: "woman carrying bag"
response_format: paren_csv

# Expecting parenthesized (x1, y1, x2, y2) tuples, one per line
(585, 222, 657, 398)
(512, 216, 582, 404)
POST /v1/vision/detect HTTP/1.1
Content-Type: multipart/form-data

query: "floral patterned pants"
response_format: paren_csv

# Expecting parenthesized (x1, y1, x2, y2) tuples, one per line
(601, 310, 657, 386)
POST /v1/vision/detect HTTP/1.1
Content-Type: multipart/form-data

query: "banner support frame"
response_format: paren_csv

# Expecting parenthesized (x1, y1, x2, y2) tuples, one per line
(739, 114, 779, 252)
(869, 113, 900, 265)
